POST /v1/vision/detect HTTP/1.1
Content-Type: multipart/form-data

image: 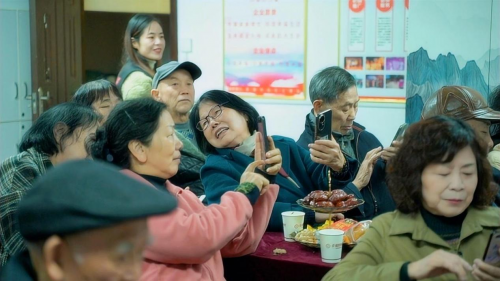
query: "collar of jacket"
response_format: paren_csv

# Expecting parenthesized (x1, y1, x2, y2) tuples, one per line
(388, 207, 500, 248)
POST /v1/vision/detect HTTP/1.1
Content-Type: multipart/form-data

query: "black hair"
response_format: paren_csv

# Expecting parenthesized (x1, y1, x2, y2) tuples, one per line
(72, 79, 122, 107)
(189, 90, 259, 155)
(91, 98, 167, 168)
(19, 102, 101, 155)
(309, 66, 356, 104)
(122, 14, 163, 77)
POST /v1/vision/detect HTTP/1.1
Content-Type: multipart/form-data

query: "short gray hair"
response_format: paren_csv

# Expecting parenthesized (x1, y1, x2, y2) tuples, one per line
(309, 66, 356, 104)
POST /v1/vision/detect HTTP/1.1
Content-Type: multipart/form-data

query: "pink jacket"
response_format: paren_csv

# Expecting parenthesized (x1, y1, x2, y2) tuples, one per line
(121, 170, 278, 281)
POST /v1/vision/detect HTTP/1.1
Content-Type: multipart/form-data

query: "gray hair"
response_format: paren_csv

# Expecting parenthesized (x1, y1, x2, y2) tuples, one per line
(308, 66, 356, 104)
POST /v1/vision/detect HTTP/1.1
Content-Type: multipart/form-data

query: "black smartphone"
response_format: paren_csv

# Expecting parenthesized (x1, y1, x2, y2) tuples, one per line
(315, 109, 332, 140)
(392, 123, 409, 143)
(483, 229, 500, 266)
(257, 116, 270, 169)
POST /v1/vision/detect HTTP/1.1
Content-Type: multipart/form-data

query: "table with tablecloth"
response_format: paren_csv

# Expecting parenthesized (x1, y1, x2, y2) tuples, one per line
(223, 232, 352, 281)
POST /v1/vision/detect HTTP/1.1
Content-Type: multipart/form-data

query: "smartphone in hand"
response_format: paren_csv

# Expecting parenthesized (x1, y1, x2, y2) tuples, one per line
(257, 116, 270, 170)
(392, 123, 409, 144)
(484, 229, 500, 267)
(315, 109, 332, 141)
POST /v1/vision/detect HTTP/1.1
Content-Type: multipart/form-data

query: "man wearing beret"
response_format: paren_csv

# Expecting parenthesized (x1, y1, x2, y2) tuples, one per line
(421, 85, 500, 206)
(0, 160, 177, 281)
(150, 61, 206, 198)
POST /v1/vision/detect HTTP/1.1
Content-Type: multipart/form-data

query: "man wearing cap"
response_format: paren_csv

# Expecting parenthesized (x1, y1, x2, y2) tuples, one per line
(151, 61, 202, 142)
(421, 85, 500, 205)
(151, 61, 206, 198)
(0, 160, 177, 281)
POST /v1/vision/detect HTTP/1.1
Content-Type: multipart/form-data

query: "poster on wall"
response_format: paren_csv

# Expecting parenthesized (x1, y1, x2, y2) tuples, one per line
(223, 0, 306, 100)
(405, 0, 500, 123)
(340, 0, 408, 103)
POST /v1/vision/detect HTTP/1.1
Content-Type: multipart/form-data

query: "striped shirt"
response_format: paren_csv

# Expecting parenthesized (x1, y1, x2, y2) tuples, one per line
(0, 148, 52, 266)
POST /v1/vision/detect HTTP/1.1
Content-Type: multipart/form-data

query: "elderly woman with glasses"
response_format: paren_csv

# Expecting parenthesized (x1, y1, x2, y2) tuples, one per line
(190, 90, 358, 231)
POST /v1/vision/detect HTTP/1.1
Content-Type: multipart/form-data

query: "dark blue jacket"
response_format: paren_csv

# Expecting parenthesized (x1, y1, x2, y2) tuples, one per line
(201, 136, 357, 231)
(297, 115, 396, 221)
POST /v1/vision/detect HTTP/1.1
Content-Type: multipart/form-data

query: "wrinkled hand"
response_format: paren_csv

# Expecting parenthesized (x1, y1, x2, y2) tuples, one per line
(381, 140, 401, 162)
(308, 136, 346, 172)
(240, 159, 270, 195)
(353, 147, 383, 190)
(472, 248, 500, 281)
(408, 250, 472, 281)
(255, 132, 282, 175)
(315, 212, 344, 223)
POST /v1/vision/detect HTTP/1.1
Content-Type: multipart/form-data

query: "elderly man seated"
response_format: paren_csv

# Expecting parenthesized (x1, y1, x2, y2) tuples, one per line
(0, 160, 176, 281)
(151, 61, 206, 198)
(421, 85, 500, 205)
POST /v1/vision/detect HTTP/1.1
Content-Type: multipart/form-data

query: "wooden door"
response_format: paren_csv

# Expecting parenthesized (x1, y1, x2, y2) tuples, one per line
(29, 0, 83, 120)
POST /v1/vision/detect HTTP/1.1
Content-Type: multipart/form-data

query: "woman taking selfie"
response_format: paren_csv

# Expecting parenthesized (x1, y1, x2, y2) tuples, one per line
(324, 116, 500, 281)
(92, 98, 278, 280)
(190, 90, 357, 231)
(116, 14, 165, 100)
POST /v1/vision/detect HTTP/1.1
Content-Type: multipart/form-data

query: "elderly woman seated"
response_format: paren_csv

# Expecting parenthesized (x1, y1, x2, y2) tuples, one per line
(92, 98, 278, 280)
(0, 103, 100, 266)
(323, 116, 500, 281)
(189, 90, 357, 231)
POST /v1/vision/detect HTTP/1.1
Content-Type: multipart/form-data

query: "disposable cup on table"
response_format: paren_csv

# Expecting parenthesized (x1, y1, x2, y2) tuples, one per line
(281, 211, 305, 242)
(318, 229, 344, 263)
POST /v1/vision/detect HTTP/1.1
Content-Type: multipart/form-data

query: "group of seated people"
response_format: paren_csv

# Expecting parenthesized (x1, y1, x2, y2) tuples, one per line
(1, 14, 500, 281)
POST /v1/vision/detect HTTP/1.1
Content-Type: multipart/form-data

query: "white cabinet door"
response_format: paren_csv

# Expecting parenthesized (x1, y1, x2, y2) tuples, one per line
(0, 122, 20, 162)
(18, 10, 32, 121)
(19, 120, 31, 145)
(0, 9, 20, 122)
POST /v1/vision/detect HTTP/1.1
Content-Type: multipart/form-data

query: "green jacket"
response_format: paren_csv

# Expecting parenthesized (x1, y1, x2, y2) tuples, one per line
(323, 207, 500, 281)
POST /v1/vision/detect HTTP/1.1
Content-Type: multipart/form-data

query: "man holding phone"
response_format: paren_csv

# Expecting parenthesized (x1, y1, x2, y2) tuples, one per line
(297, 66, 396, 221)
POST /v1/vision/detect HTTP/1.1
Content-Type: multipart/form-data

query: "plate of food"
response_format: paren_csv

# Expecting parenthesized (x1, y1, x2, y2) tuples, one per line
(293, 219, 372, 248)
(297, 190, 364, 213)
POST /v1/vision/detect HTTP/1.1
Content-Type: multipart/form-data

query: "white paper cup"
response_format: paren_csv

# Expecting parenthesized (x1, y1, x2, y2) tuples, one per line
(281, 211, 305, 242)
(318, 229, 344, 263)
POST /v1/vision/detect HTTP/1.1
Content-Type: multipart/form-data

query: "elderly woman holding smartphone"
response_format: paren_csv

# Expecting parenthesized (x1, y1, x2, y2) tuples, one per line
(323, 116, 500, 281)
(190, 90, 358, 231)
(92, 98, 279, 280)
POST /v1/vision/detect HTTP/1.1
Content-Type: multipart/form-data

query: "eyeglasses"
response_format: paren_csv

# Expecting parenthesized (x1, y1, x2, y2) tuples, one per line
(196, 102, 228, 131)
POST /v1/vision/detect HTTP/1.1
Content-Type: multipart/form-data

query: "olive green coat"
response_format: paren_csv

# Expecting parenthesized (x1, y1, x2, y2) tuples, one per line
(323, 207, 500, 281)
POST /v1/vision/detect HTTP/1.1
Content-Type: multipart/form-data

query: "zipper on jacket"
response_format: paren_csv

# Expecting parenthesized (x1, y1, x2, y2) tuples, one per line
(355, 130, 378, 215)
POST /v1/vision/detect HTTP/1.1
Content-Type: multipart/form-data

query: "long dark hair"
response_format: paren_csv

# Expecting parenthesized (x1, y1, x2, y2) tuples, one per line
(73, 79, 122, 106)
(122, 14, 162, 76)
(189, 90, 259, 155)
(19, 103, 101, 156)
(387, 115, 497, 214)
(91, 98, 167, 168)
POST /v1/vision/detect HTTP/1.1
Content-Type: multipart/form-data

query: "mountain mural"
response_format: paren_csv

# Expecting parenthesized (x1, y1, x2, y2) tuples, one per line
(406, 47, 498, 124)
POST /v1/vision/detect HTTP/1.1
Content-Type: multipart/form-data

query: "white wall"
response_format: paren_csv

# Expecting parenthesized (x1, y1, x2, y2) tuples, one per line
(177, 0, 405, 147)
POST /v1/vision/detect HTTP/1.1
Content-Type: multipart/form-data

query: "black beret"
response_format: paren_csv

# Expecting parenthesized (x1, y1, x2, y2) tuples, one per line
(17, 160, 177, 241)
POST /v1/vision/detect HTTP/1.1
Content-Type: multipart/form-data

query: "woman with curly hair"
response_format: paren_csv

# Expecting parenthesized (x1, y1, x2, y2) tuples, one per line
(324, 116, 500, 281)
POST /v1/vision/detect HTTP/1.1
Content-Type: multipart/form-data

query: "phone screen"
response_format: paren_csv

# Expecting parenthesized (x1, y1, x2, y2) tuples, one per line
(483, 229, 500, 267)
(392, 123, 409, 143)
